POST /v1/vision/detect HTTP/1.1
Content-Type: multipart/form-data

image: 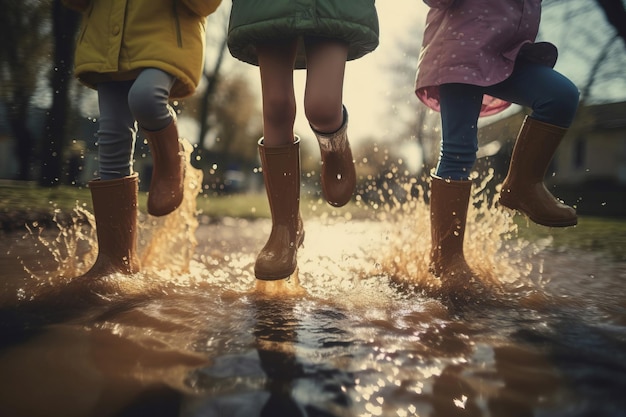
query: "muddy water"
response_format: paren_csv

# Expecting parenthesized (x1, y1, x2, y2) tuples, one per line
(0, 164, 625, 416)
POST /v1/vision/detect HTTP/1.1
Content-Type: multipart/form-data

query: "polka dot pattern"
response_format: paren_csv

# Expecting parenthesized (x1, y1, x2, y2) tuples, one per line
(415, 0, 554, 116)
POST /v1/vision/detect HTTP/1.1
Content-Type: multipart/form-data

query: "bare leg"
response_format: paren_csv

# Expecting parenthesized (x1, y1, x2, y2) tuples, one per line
(257, 40, 298, 147)
(304, 38, 355, 207)
(304, 38, 349, 133)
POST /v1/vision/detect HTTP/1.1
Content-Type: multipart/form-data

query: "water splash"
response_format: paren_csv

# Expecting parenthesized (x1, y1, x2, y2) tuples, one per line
(14, 139, 204, 304)
(139, 139, 203, 278)
(3, 160, 587, 417)
(357, 170, 545, 304)
(254, 271, 307, 297)
(13, 154, 547, 312)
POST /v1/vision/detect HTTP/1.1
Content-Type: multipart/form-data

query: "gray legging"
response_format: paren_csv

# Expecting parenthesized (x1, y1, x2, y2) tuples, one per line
(96, 68, 176, 180)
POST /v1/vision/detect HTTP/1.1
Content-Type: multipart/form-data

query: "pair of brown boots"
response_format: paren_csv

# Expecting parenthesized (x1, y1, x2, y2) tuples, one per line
(430, 116, 577, 300)
(80, 116, 185, 280)
(255, 108, 356, 280)
(81, 106, 351, 282)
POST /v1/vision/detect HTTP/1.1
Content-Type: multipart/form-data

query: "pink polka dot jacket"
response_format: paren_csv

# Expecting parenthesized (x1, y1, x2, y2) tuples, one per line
(415, 0, 558, 116)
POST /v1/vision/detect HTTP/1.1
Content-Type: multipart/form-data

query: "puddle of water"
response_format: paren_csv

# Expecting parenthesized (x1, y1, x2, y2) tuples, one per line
(1, 149, 625, 417)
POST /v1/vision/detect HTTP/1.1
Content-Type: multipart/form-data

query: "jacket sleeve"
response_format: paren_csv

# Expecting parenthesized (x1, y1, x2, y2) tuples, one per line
(423, 0, 457, 9)
(61, 0, 90, 12)
(180, 0, 222, 17)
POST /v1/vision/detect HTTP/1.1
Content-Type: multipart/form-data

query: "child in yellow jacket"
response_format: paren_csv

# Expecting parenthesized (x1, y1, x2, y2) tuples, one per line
(63, 0, 221, 279)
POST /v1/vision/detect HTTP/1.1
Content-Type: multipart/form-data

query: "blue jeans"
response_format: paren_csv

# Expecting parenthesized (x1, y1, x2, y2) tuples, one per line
(436, 62, 580, 180)
(96, 68, 175, 180)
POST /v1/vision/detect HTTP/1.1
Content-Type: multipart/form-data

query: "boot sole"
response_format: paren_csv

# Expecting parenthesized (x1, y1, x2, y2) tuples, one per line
(254, 267, 298, 281)
(499, 198, 578, 227)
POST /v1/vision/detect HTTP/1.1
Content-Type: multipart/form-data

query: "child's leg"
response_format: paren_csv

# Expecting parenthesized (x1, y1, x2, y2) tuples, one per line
(437, 83, 483, 180)
(303, 38, 355, 207)
(82, 82, 141, 280)
(255, 40, 303, 280)
(485, 62, 579, 128)
(430, 84, 489, 300)
(487, 63, 579, 227)
(128, 68, 183, 216)
(257, 39, 298, 147)
(303, 37, 348, 132)
(127, 68, 176, 131)
(96, 80, 137, 180)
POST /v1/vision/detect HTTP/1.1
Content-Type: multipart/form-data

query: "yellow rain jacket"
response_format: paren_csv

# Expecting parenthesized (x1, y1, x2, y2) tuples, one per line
(63, 0, 222, 98)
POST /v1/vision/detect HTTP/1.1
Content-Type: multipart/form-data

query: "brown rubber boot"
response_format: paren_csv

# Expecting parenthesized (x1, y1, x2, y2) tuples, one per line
(83, 174, 141, 278)
(312, 106, 356, 207)
(255, 137, 305, 280)
(144, 114, 185, 217)
(1, 175, 142, 323)
(499, 116, 577, 227)
(430, 176, 486, 302)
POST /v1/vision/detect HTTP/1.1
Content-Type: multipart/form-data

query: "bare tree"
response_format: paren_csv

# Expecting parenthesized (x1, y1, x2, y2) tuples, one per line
(383, 19, 442, 170)
(190, 4, 231, 169)
(39, 0, 81, 186)
(579, 35, 622, 101)
(211, 77, 262, 160)
(0, 0, 51, 180)
(542, 0, 626, 102)
(183, 68, 262, 189)
(583, 0, 626, 101)
(197, 36, 229, 152)
(595, 0, 626, 46)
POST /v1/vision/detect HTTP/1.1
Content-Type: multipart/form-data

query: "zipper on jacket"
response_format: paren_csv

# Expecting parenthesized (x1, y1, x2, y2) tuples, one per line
(173, 1, 183, 48)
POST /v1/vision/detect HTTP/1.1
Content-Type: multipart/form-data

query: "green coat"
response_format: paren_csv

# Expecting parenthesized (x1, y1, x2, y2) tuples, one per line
(227, 0, 379, 68)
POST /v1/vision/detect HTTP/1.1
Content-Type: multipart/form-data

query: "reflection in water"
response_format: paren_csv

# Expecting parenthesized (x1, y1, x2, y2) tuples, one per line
(1, 153, 626, 416)
(253, 294, 306, 416)
(182, 281, 312, 416)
